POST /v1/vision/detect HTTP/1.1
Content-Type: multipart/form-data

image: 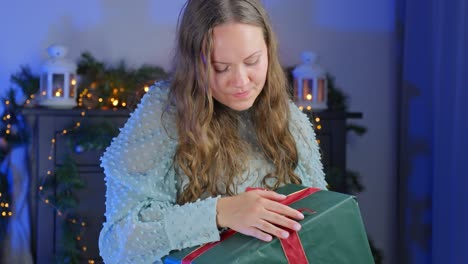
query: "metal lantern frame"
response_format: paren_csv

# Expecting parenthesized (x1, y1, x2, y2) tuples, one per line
(292, 52, 328, 111)
(39, 45, 77, 109)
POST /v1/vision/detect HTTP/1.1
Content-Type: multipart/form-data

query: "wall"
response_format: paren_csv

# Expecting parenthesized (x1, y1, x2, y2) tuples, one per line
(0, 0, 397, 263)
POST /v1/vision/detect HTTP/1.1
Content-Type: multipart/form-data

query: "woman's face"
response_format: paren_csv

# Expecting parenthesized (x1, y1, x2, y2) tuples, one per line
(209, 22, 268, 111)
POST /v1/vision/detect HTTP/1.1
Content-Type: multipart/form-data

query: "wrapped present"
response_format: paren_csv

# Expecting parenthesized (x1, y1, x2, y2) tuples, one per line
(163, 184, 374, 264)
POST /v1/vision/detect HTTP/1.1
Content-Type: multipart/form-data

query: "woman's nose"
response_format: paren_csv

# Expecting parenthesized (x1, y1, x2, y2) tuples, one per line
(231, 66, 249, 88)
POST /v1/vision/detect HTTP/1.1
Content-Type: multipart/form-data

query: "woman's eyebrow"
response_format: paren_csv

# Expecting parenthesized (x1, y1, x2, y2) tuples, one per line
(212, 50, 262, 64)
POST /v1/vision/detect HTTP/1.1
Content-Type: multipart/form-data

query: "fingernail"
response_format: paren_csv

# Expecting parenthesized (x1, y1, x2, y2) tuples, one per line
(282, 231, 289, 238)
(294, 223, 301, 231)
(279, 194, 287, 198)
(298, 213, 304, 219)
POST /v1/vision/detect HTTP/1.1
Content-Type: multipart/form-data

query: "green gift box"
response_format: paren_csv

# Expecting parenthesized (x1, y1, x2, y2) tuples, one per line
(163, 184, 374, 264)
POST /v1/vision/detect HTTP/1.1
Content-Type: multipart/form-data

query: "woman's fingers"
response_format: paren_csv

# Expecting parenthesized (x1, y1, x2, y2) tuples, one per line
(256, 189, 288, 201)
(216, 190, 305, 241)
(263, 198, 304, 220)
(255, 219, 291, 239)
(244, 226, 273, 242)
(261, 209, 302, 232)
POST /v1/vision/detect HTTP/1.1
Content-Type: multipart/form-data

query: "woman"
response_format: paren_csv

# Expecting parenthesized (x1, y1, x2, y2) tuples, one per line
(99, 0, 327, 263)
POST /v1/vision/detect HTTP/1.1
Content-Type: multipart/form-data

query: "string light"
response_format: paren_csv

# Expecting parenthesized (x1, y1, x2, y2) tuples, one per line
(37, 108, 94, 260)
(144, 86, 150, 92)
(306, 94, 312, 100)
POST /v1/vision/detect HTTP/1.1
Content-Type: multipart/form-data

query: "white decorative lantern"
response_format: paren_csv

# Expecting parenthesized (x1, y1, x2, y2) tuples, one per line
(292, 51, 327, 111)
(38, 45, 77, 109)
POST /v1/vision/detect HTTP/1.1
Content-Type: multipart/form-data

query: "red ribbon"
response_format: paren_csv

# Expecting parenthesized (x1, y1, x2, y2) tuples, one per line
(181, 187, 320, 264)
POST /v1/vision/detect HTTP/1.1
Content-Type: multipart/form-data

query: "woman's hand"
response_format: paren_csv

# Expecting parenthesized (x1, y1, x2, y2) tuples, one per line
(216, 189, 304, 242)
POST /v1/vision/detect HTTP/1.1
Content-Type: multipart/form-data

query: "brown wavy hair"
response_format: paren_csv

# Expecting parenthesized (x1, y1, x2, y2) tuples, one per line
(168, 0, 301, 204)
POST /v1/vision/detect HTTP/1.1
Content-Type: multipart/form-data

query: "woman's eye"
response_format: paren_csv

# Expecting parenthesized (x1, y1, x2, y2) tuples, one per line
(245, 58, 260, 66)
(214, 65, 229, 73)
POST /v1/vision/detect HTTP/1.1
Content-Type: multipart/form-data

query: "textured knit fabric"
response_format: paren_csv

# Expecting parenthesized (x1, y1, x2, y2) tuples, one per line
(99, 81, 327, 263)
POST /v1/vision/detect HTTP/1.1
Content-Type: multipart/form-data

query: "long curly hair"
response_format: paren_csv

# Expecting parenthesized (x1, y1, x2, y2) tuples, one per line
(168, 0, 301, 204)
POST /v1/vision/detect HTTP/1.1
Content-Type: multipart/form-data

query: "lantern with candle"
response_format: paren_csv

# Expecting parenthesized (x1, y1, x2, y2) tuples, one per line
(38, 44, 77, 109)
(292, 51, 327, 111)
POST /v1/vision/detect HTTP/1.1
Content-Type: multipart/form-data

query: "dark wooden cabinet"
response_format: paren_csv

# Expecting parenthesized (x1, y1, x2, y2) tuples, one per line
(23, 108, 360, 264)
(23, 108, 130, 264)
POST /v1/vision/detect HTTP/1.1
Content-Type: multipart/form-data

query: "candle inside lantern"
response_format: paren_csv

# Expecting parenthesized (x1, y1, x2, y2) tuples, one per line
(54, 88, 63, 97)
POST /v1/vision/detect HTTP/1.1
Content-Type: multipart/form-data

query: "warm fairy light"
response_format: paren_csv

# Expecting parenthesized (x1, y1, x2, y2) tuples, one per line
(6, 130, 10, 134)
(113, 88, 118, 94)
(1, 212, 6, 217)
(306, 106, 312, 111)
(0, 203, 3, 207)
(82, 246, 87, 252)
(42, 91, 46, 96)
(31, 94, 35, 99)
(26, 100, 30, 104)
(0, 192, 2, 197)
(47, 171, 51, 175)
(5, 203, 9, 208)
(121, 102, 127, 107)
(317, 125, 322, 130)
(55, 91, 61, 97)
(39, 186, 43, 191)
(88, 260, 95, 264)
(7, 124, 11, 128)
(71, 79, 77, 85)
(306, 94, 312, 100)
(81, 222, 86, 227)
(57, 211, 62, 216)
(62, 129, 68, 134)
(72, 219, 77, 224)
(81, 111, 86, 117)
(299, 106, 304, 111)
(45, 199, 49, 204)
(98, 98, 103, 103)
(144, 86, 149, 92)
(8, 212, 12, 216)
(76, 122, 81, 127)
(315, 117, 320, 123)
(76, 236, 81, 241)
(6, 114, 11, 119)
(48, 156, 52, 160)
(110, 98, 115, 102)
(112, 100, 119, 106)
(87, 93, 92, 98)
(51, 139, 56, 143)
(5, 100, 9, 105)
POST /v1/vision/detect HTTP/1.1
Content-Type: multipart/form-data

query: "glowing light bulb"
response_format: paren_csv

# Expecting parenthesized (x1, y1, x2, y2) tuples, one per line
(306, 94, 312, 100)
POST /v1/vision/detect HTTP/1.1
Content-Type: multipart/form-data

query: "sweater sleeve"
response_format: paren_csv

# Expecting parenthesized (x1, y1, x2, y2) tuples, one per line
(288, 102, 328, 190)
(99, 82, 221, 264)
